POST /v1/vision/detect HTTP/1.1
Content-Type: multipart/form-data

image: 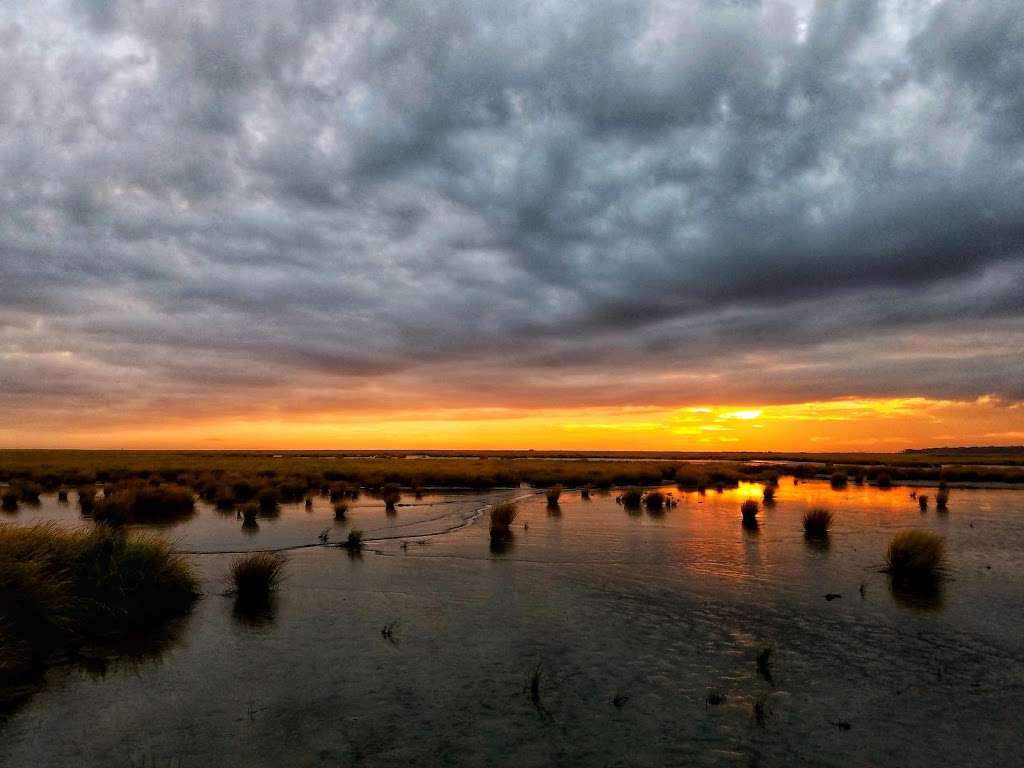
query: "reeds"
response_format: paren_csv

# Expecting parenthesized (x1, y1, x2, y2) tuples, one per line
(802, 508, 833, 538)
(885, 530, 945, 578)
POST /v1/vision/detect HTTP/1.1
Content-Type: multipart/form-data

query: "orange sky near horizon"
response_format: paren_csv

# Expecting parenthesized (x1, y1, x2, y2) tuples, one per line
(4, 396, 1022, 451)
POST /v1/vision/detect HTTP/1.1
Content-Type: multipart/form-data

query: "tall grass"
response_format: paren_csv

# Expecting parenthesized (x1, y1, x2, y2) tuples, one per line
(830, 472, 848, 489)
(885, 530, 945, 578)
(936, 489, 949, 510)
(1, 490, 17, 511)
(333, 501, 349, 520)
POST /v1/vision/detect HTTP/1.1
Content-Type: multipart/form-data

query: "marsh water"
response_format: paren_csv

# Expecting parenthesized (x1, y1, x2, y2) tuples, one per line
(2, 479, 1023, 766)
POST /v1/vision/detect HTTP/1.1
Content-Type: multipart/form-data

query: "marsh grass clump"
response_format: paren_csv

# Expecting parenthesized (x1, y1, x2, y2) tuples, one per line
(229, 552, 284, 600)
(77, 485, 97, 514)
(333, 501, 349, 520)
(875, 472, 892, 489)
(0, 523, 199, 699)
(92, 483, 195, 524)
(936, 489, 949, 510)
(381, 483, 401, 512)
(802, 508, 833, 538)
(762, 486, 775, 504)
(57, 489, 69, 503)
(256, 487, 280, 513)
(545, 485, 562, 505)
(240, 503, 259, 529)
(1, 490, 17, 512)
(621, 487, 643, 510)
(885, 530, 945, 578)
(343, 529, 364, 551)
(830, 472, 848, 490)
(918, 495, 929, 511)
(580, 484, 592, 500)
(741, 499, 759, 523)
(643, 491, 665, 512)
(489, 502, 518, 545)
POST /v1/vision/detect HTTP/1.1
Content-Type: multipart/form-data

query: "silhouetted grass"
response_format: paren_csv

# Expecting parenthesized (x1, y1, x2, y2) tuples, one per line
(381, 483, 401, 512)
(802, 508, 832, 538)
(333, 501, 349, 520)
(545, 485, 562, 504)
(918, 495, 929, 511)
(830, 472, 848, 489)
(229, 552, 284, 599)
(885, 530, 945, 578)
(644, 491, 665, 512)
(92, 483, 195, 524)
(621, 487, 643, 510)
(762, 486, 775, 503)
(936, 489, 949, 510)
(741, 499, 759, 523)
(343, 529, 364, 551)
(1, 490, 17, 512)
(240, 503, 259, 528)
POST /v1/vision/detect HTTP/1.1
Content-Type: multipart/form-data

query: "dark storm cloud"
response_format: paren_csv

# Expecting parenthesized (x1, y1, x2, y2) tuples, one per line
(2, 0, 1023, 425)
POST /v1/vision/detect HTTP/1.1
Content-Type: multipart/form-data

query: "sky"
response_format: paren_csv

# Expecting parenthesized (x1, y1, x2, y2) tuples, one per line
(1, 0, 1023, 451)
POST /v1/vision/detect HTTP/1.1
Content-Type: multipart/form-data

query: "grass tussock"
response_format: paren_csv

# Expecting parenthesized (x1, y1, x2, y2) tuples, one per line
(229, 552, 284, 599)
(830, 472, 848, 489)
(620, 487, 643, 510)
(762, 486, 775, 503)
(343, 529, 364, 551)
(643, 491, 665, 512)
(885, 530, 945, 578)
(0, 523, 199, 700)
(489, 502, 518, 544)
(802, 508, 833, 538)
(333, 501, 349, 520)
(545, 485, 562, 504)
(918, 495, 929, 511)
(741, 499, 759, 522)
(936, 489, 949, 510)
(1, 490, 17, 512)
(381, 483, 401, 512)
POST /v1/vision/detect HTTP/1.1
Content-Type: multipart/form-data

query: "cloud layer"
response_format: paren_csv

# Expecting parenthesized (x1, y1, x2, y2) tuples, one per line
(2, 0, 1023, 436)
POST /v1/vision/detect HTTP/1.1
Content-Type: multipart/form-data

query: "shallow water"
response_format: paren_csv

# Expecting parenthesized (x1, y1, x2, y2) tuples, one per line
(2, 480, 1023, 766)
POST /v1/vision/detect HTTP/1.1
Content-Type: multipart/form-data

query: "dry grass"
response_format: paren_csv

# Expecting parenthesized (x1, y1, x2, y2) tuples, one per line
(885, 530, 945, 577)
